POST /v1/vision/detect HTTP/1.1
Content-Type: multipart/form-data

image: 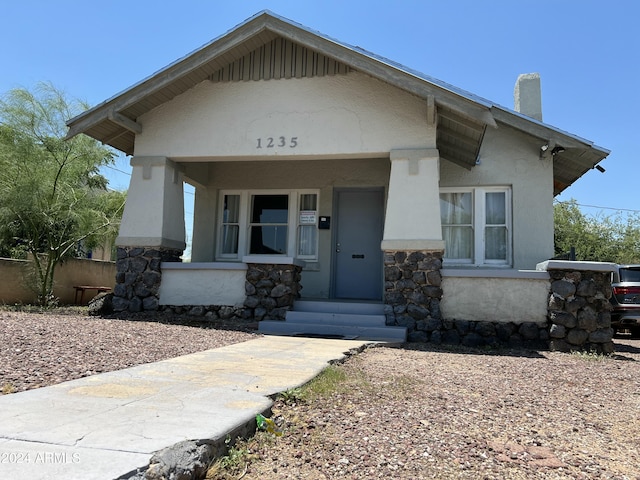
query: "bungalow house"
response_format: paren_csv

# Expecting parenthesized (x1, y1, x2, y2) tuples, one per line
(66, 11, 609, 343)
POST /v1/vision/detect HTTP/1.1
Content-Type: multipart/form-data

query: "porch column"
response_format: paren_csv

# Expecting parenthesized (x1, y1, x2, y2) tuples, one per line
(382, 148, 445, 341)
(113, 156, 186, 312)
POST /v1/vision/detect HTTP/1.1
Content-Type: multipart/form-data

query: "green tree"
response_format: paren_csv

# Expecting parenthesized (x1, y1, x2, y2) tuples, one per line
(554, 199, 640, 263)
(0, 82, 125, 305)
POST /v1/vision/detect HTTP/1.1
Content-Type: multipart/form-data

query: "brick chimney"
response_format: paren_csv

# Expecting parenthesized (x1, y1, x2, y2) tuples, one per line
(514, 73, 542, 122)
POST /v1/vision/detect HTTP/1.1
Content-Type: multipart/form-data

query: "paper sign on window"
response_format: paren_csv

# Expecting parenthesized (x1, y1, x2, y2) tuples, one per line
(299, 211, 317, 225)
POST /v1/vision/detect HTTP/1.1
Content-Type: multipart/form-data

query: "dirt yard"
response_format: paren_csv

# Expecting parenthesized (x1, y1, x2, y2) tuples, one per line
(1, 309, 639, 479)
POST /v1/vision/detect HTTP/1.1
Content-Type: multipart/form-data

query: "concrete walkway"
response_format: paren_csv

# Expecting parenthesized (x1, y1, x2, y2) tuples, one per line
(0, 336, 371, 479)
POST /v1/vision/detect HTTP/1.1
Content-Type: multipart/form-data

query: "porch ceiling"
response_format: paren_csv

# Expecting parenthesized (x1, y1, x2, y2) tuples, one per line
(66, 10, 609, 195)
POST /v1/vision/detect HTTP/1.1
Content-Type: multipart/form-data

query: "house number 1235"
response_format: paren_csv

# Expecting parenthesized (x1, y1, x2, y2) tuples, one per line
(256, 136, 298, 149)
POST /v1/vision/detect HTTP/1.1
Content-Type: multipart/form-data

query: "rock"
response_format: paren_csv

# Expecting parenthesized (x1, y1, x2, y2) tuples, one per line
(475, 321, 496, 338)
(270, 284, 291, 298)
(145, 440, 214, 480)
(577, 306, 598, 331)
(426, 270, 442, 287)
(495, 322, 516, 341)
(129, 296, 143, 312)
(567, 329, 589, 345)
(112, 296, 129, 312)
(551, 280, 576, 298)
(589, 328, 613, 343)
(549, 323, 566, 339)
(548, 293, 565, 310)
(384, 266, 402, 282)
(565, 296, 587, 313)
(188, 306, 205, 316)
(425, 318, 442, 331)
(441, 329, 460, 345)
(455, 319, 470, 335)
(462, 332, 484, 348)
(408, 331, 428, 342)
(549, 339, 571, 352)
(519, 322, 540, 340)
(577, 279, 597, 297)
(87, 292, 113, 316)
(407, 303, 430, 319)
(244, 296, 260, 308)
(218, 306, 235, 319)
(549, 310, 577, 328)
(142, 296, 159, 311)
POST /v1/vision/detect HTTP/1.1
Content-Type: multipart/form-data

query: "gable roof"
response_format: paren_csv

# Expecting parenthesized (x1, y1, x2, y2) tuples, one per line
(66, 10, 609, 195)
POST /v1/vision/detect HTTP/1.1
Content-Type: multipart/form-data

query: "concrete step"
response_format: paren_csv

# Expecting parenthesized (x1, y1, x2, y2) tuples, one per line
(285, 310, 387, 327)
(258, 320, 407, 342)
(294, 300, 384, 315)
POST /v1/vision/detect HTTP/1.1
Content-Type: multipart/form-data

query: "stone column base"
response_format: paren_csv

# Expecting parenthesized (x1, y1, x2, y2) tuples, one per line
(243, 262, 303, 320)
(113, 247, 182, 313)
(546, 267, 614, 354)
(383, 250, 444, 341)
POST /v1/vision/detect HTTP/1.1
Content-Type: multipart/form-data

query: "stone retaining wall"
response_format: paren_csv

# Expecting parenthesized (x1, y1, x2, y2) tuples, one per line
(384, 250, 549, 347)
(113, 247, 182, 312)
(243, 262, 303, 320)
(546, 266, 614, 354)
(159, 304, 247, 320)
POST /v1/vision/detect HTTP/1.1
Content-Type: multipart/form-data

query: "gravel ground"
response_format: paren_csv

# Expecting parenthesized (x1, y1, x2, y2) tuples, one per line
(236, 338, 640, 480)
(2, 310, 639, 479)
(0, 309, 258, 393)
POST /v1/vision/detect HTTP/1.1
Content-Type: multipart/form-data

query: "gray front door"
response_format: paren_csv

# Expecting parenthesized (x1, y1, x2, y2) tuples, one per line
(334, 189, 384, 300)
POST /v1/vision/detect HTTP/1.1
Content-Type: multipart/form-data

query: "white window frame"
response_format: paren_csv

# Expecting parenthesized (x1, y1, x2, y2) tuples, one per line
(440, 186, 512, 267)
(216, 189, 319, 261)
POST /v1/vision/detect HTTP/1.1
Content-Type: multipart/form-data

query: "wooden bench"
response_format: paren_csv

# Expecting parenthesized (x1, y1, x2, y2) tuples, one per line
(73, 286, 112, 305)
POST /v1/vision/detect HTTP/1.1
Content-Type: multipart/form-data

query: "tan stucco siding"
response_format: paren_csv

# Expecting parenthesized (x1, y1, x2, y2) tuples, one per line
(134, 71, 430, 159)
(441, 274, 550, 324)
(439, 126, 554, 269)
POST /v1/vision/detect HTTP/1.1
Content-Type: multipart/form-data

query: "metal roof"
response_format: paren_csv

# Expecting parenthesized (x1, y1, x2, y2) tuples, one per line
(66, 10, 609, 195)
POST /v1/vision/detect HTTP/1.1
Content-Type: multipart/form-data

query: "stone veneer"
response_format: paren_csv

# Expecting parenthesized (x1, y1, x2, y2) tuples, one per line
(243, 262, 303, 320)
(546, 266, 614, 354)
(113, 247, 182, 312)
(384, 250, 548, 347)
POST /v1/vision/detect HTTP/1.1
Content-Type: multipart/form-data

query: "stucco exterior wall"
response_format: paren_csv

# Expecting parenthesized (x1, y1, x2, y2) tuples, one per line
(189, 158, 391, 299)
(128, 68, 555, 302)
(0, 258, 116, 305)
(158, 263, 247, 307)
(135, 71, 429, 159)
(439, 126, 555, 269)
(440, 270, 550, 324)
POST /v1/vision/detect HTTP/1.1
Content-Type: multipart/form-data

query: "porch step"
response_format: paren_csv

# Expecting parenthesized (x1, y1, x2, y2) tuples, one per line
(293, 300, 385, 315)
(258, 300, 406, 343)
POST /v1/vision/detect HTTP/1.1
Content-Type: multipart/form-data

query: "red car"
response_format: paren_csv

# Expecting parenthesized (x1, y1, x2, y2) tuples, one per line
(611, 265, 640, 336)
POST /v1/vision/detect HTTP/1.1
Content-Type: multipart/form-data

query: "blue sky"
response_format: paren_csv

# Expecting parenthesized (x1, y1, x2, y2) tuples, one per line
(2, 0, 638, 254)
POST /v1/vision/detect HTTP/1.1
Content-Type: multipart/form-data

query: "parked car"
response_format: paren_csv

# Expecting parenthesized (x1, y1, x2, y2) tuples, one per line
(610, 265, 640, 335)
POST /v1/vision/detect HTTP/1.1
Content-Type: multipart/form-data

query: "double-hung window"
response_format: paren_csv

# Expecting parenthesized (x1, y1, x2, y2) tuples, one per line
(217, 190, 318, 260)
(249, 194, 289, 254)
(440, 187, 511, 266)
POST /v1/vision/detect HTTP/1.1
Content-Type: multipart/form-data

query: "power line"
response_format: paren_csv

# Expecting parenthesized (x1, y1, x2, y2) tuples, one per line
(555, 200, 640, 214)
